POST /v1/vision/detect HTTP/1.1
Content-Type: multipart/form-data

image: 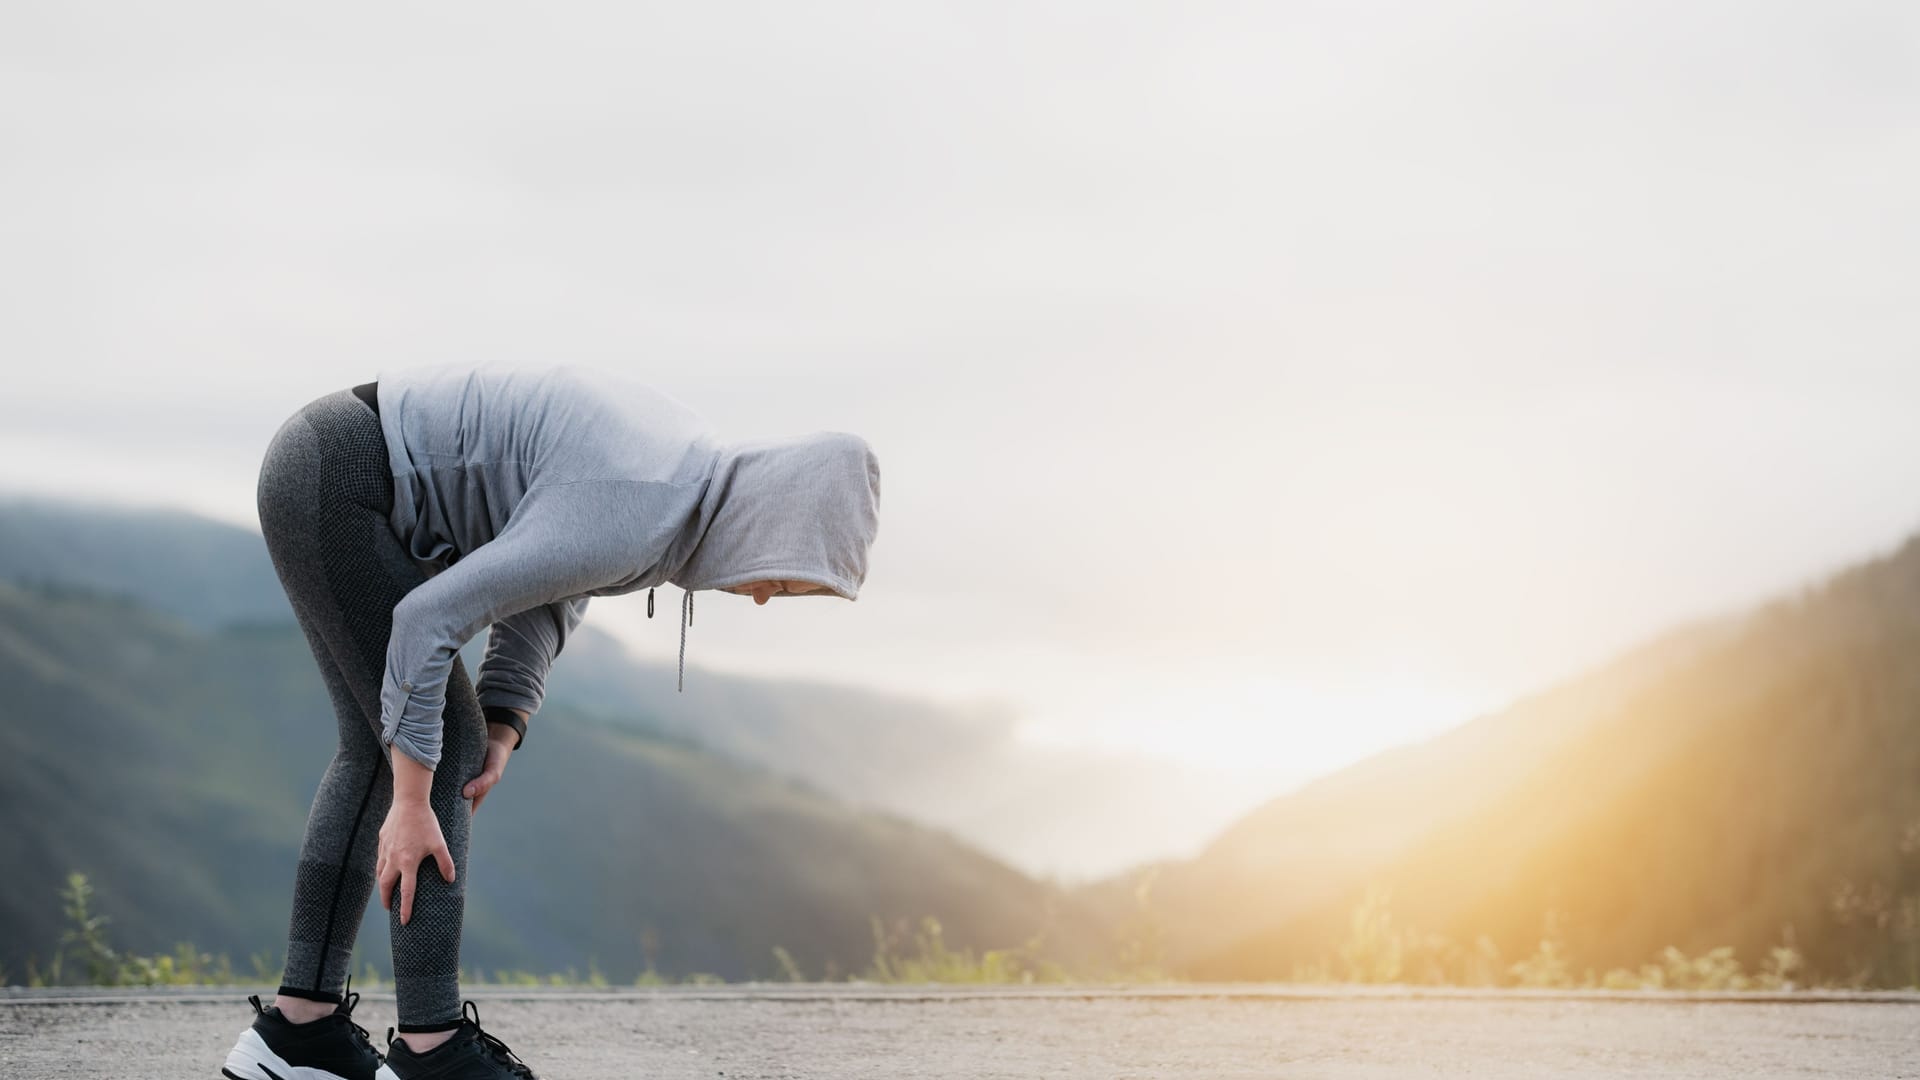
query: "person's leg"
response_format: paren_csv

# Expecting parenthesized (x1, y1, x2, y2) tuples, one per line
(387, 662, 487, 1050)
(274, 615, 391, 1020)
(255, 388, 488, 1042)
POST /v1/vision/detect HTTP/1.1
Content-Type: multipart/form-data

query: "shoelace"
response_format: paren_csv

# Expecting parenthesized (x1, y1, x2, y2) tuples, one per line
(334, 978, 379, 1059)
(463, 1000, 536, 1079)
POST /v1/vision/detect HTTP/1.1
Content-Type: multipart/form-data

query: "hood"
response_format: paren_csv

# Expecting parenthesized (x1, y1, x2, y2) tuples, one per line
(651, 429, 882, 690)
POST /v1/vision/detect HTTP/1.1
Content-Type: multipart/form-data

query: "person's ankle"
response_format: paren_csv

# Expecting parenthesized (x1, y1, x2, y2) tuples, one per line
(271, 995, 338, 1025)
(399, 1027, 459, 1054)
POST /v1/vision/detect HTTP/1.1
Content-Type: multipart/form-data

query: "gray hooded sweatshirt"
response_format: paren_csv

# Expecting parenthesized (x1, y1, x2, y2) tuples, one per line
(371, 362, 882, 770)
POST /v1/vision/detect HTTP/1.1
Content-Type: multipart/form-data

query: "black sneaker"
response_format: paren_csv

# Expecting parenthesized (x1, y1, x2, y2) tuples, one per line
(383, 1001, 538, 1080)
(221, 984, 397, 1080)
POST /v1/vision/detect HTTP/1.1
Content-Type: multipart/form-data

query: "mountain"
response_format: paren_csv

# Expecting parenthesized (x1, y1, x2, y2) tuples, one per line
(0, 577, 1108, 981)
(1079, 615, 1739, 967)
(1098, 533, 1920, 986)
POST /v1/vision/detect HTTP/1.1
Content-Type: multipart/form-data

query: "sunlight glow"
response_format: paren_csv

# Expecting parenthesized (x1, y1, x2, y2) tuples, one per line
(1014, 671, 1488, 779)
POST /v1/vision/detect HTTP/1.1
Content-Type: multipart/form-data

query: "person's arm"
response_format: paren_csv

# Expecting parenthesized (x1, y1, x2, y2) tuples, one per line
(474, 595, 592, 748)
(464, 707, 525, 814)
(380, 483, 631, 772)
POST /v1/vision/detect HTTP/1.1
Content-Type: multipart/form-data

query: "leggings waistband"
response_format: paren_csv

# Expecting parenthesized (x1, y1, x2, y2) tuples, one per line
(351, 381, 379, 416)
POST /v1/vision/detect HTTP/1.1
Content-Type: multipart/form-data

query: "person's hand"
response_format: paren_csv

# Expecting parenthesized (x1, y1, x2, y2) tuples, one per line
(378, 750, 454, 926)
(465, 722, 520, 815)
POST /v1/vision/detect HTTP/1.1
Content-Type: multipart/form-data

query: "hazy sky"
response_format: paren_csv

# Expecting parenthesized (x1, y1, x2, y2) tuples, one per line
(5, 2, 1919, 798)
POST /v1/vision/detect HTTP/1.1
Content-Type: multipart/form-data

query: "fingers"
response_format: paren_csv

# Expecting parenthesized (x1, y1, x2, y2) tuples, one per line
(463, 766, 498, 801)
(471, 789, 488, 815)
(433, 841, 456, 887)
(465, 745, 508, 800)
(399, 862, 416, 926)
(380, 807, 459, 926)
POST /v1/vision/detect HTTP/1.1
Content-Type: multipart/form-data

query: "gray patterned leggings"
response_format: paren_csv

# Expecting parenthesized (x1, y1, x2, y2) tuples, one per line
(254, 386, 485, 1032)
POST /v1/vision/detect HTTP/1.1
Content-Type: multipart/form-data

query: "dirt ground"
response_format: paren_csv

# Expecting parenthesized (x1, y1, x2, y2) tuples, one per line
(2, 984, 1916, 1078)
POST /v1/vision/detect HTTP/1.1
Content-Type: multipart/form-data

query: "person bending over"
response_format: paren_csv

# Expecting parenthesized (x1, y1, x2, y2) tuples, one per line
(225, 363, 882, 1080)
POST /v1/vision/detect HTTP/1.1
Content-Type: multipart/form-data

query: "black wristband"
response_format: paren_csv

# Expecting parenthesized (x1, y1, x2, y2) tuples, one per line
(482, 705, 527, 750)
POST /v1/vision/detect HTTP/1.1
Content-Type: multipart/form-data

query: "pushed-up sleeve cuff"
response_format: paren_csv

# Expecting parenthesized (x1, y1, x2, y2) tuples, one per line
(382, 663, 445, 771)
(475, 686, 540, 714)
(475, 596, 591, 721)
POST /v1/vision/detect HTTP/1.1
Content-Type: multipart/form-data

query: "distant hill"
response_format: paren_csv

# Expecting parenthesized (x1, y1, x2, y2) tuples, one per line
(0, 495, 288, 631)
(0, 578, 1108, 981)
(1093, 534, 1920, 986)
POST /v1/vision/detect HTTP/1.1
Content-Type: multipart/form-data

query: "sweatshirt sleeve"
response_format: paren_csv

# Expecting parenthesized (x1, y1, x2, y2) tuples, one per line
(474, 596, 592, 718)
(380, 481, 635, 771)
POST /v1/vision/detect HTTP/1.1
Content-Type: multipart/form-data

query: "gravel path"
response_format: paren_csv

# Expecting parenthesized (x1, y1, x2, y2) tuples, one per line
(3, 985, 1917, 1078)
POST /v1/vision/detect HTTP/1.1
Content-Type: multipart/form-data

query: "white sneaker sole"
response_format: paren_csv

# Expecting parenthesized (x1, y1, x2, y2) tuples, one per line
(221, 1027, 400, 1080)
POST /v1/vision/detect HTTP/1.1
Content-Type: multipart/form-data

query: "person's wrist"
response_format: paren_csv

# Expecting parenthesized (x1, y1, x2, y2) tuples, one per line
(389, 745, 436, 804)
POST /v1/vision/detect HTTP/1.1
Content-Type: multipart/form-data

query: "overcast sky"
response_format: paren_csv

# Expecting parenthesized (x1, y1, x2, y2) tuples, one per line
(5, 1, 1918, 792)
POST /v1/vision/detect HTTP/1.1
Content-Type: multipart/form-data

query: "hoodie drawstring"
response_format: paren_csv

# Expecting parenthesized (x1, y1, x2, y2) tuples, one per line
(678, 588, 693, 692)
(648, 586, 693, 693)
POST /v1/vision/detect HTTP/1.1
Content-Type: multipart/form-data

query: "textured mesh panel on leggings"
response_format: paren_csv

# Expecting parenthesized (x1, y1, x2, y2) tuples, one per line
(255, 387, 486, 1029)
